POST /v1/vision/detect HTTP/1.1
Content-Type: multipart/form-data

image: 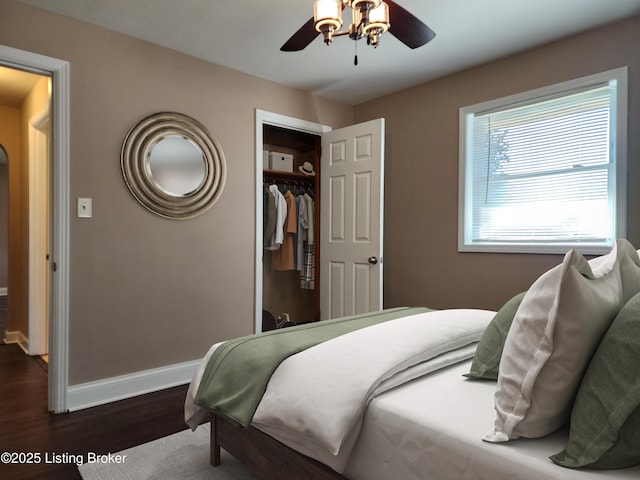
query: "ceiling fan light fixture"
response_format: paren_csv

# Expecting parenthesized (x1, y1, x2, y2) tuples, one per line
(367, 1, 389, 29)
(314, 0, 343, 44)
(282, 0, 435, 53)
(363, 1, 389, 46)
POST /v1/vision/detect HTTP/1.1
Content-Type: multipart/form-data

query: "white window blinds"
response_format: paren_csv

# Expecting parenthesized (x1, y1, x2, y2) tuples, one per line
(459, 68, 627, 254)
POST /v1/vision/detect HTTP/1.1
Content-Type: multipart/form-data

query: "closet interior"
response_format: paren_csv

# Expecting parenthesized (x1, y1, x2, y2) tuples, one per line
(262, 125, 321, 329)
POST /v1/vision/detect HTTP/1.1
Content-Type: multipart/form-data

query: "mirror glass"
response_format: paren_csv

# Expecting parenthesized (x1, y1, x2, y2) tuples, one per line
(147, 135, 206, 197)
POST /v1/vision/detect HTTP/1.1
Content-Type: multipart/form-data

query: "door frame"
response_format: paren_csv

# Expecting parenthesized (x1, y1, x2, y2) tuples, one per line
(28, 107, 49, 356)
(0, 45, 70, 413)
(254, 109, 330, 334)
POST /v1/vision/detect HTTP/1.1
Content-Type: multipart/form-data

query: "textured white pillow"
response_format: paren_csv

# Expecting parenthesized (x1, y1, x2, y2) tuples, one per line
(619, 241, 640, 302)
(484, 241, 623, 442)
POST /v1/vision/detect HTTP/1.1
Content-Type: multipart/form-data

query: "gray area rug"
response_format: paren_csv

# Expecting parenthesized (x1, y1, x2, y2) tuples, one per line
(78, 423, 260, 480)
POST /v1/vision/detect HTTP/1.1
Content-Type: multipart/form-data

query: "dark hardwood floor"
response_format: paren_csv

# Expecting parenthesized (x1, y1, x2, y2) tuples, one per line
(0, 343, 191, 480)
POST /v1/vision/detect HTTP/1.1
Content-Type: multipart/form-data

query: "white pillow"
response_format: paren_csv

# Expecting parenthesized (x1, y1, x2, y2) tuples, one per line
(619, 241, 640, 302)
(484, 241, 623, 442)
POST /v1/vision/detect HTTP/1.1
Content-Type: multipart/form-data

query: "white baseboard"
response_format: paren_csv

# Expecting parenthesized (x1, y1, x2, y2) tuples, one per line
(4, 330, 29, 353)
(0, 287, 7, 296)
(66, 359, 201, 412)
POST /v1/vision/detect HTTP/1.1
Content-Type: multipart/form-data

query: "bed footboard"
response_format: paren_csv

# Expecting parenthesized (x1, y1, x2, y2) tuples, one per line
(211, 414, 347, 480)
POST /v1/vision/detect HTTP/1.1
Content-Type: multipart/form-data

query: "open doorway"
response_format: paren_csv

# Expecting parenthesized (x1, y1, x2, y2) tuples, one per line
(0, 67, 50, 357)
(0, 45, 70, 414)
(254, 110, 330, 333)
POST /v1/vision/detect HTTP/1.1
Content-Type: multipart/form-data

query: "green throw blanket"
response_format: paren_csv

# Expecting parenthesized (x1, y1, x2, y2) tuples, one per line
(195, 307, 432, 427)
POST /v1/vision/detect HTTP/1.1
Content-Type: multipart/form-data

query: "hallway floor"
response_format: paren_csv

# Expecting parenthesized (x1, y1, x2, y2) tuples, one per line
(0, 343, 190, 480)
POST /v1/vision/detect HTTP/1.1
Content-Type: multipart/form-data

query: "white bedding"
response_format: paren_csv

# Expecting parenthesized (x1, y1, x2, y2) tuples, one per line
(185, 309, 640, 479)
(252, 309, 494, 472)
(341, 360, 640, 480)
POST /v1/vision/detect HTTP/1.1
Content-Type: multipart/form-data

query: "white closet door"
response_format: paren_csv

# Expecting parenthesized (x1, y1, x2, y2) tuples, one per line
(320, 118, 385, 319)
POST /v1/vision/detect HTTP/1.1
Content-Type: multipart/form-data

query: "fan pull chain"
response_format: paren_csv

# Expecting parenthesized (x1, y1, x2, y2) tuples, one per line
(354, 39, 358, 66)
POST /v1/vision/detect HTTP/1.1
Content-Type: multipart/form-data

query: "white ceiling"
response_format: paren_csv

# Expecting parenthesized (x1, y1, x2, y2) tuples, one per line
(15, 0, 640, 105)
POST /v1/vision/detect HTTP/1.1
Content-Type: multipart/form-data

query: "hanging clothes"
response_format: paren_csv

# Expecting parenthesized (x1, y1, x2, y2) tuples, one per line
(263, 185, 277, 247)
(304, 192, 314, 246)
(272, 190, 297, 270)
(264, 184, 286, 251)
(300, 246, 315, 290)
(294, 194, 308, 270)
(300, 192, 315, 289)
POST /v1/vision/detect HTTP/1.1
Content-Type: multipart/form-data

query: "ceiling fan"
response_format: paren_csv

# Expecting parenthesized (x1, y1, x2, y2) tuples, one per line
(281, 0, 435, 52)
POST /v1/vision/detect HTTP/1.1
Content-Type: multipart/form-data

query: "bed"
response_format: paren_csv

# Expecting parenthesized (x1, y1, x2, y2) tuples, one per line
(185, 239, 640, 479)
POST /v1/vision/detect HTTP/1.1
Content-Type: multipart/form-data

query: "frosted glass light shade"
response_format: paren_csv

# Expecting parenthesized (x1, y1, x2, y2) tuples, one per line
(314, 0, 343, 31)
(365, 1, 390, 33)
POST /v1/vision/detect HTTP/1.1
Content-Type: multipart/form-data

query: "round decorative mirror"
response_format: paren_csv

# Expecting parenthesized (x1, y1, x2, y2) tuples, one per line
(121, 112, 226, 219)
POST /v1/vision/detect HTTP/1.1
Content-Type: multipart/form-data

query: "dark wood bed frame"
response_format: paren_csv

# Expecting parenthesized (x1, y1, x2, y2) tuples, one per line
(210, 414, 348, 480)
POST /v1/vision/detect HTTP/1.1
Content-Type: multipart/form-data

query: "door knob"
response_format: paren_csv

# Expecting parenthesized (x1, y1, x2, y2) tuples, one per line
(368, 256, 378, 265)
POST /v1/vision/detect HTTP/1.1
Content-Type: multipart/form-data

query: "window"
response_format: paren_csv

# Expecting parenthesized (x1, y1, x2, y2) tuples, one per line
(459, 68, 628, 254)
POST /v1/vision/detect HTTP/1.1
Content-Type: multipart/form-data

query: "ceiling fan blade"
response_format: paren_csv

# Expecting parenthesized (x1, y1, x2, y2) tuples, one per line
(386, 0, 436, 49)
(281, 17, 319, 52)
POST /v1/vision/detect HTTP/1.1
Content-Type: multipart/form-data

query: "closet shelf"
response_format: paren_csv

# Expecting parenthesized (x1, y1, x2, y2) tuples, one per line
(263, 169, 315, 184)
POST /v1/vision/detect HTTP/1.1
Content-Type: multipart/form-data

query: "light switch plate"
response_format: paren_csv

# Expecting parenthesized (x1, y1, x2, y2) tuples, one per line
(77, 197, 92, 218)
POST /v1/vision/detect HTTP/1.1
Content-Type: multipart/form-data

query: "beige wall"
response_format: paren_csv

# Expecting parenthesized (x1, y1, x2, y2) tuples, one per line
(0, 104, 22, 331)
(0, 0, 354, 384)
(355, 15, 640, 311)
